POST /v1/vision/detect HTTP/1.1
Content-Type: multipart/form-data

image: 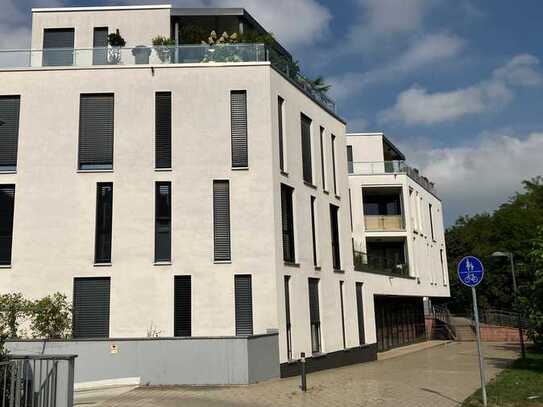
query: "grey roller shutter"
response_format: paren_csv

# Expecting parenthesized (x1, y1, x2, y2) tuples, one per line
(174, 276, 191, 337)
(230, 91, 248, 168)
(93, 27, 108, 65)
(155, 92, 172, 169)
(280, 184, 295, 263)
(43, 28, 74, 66)
(277, 96, 285, 171)
(308, 278, 320, 324)
(0, 96, 20, 171)
(235, 275, 253, 336)
(79, 94, 114, 170)
(0, 185, 15, 266)
(356, 282, 365, 344)
(213, 180, 231, 261)
(73, 277, 110, 338)
(301, 114, 312, 184)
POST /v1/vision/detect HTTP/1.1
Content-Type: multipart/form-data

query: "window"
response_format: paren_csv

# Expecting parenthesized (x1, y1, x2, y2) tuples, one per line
(300, 114, 313, 184)
(43, 28, 74, 66)
(429, 203, 435, 240)
(174, 276, 191, 336)
(308, 278, 321, 354)
(284, 276, 292, 360)
(155, 92, 172, 169)
(331, 134, 337, 195)
(348, 188, 353, 232)
(409, 188, 416, 230)
(355, 282, 365, 345)
(231, 90, 248, 168)
(92, 27, 108, 65)
(73, 277, 110, 338)
(0, 185, 15, 266)
(310, 196, 318, 266)
(319, 127, 327, 190)
(0, 96, 20, 171)
(440, 249, 446, 285)
(339, 281, 346, 348)
(278, 96, 285, 171)
(78, 94, 114, 170)
(155, 182, 171, 262)
(234, 275, 253, 335)
(95, 183, 113, 264)
(330, 204, 341, 270)
(281, 184, 295, 263)
(213, 180, 231, 261)
(347, 145, 353, 174)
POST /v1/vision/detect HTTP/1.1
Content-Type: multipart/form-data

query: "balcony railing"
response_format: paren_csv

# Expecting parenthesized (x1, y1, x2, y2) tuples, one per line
(364, 215, 404, 231)
(350, 160, 437, 196)
(352, 249, 409, 276)
(0, 43, 336, 113)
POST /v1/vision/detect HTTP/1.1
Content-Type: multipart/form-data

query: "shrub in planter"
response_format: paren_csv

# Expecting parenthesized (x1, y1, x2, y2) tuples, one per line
(152, 36, 176, 63)
(107, 29, 126, 64)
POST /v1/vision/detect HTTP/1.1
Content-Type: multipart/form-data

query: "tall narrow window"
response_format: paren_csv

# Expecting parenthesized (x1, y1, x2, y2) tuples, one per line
(43, 28, 74, 66)
(174, 276, 191, 336)
(330, 204, 341, 270)
(310, 196, 318, 266)
(0, 96, 20, 171)
(231, 90, 248, 168)
(355, 282, 365, 345)
(281, 184, 295, 263)
(331, 134, 337, 194)
(79, 94, 114, 170)
(213, 180, 231, 261)
(440, 249, 446, 285)
(339, 281, 346, 348)
(429, 203, 435, 240)
(319, 127, 327, 190)
(92, 27, 108, 65)
(278, 96, 285, 171)
(347, 145, 353, 174)
(284, 275, 292, 360)
(235, 275, 253, 335)
(155, 92, 172, 169)
(94, 183, 112, 264)
(308, 278, 321, 354)
(155, 182, 171, 262)
(73, 277, 110, 338)
(0, 185, 15, 266)
(300, 114, 313, 184)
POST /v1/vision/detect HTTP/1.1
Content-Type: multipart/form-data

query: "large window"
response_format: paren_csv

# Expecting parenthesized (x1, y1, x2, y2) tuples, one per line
(281, 184, 295, 263)
(330, 204, 341, 270)
(231, 90, 248, 168)
(234, 275, 253, 336)
(308, 278, 321, 354)
(43, 28, 74, 66)
(0, 96, 20, 171)
(310, 196, 318, 266)
(355, 282, 365, 344)
(155, 182, 171, 262)
(94, 183, 112, 264)
(300, 114, 313, 184)
(278, 96, 285, 172)
(174, 276, 191, 336)
(73, 277, 110, 338)
(155, 92, 172, 169)
(78, 94, 114, 170)
(213, 180, 231, 261)
(0, 185, 15, 266)
(284, 276, 292, 360)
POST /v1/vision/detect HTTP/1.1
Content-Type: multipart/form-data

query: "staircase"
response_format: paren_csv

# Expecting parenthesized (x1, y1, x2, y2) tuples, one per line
(450, 317, 476, 341)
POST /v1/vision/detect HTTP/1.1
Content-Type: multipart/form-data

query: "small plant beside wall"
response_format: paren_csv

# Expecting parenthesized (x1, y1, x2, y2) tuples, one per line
(107, 29, 126, 65)
(152, 36, 176, 63)
(30, 293, 72, 339)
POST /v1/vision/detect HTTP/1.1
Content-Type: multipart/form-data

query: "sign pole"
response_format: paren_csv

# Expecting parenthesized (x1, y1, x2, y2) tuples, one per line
(472, 287, 487, 407)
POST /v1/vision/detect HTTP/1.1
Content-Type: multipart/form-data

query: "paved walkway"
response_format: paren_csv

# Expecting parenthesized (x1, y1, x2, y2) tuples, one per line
(97, 342, 519, 407)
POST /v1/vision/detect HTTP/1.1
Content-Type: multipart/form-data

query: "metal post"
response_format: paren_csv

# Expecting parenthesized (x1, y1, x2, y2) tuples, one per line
(472, 287, 487, 407)
(509, 254, 526, 359)
(66, 357, 75, 407)
(299, 352, 307, 392)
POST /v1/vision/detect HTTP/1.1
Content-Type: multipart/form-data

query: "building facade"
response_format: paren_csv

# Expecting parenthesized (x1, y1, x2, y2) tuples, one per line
(0, 5, 448, 374)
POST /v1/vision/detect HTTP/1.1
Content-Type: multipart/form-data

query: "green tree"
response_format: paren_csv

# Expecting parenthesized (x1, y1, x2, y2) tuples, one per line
(526, 226, 543, 346)
(0, 293, 30, 338)
(30, 293, 72, 339)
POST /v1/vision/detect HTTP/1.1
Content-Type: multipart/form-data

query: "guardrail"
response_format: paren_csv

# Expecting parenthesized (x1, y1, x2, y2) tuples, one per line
(364, 215, 404, 231)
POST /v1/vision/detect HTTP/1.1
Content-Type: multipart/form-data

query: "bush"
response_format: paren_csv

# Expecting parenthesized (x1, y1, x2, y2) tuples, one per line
(0, 293, 30, 338)
(30, 293, 72, 339)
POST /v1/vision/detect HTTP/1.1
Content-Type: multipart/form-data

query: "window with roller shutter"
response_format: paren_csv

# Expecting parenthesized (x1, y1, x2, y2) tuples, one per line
(174, 276, 191, 337)
(95, 183, 113, 264)
(230, 91, 248, 168)
(235, 275, 253, 336)
(213, 180, 231, 261)
(281, 184, 295, 263)
(300, 113, 313, 184)
(308, 278, 321, 353)
(0, 96, 20, 172)
(155, 92, 172, 169)
(43, 28, 74, 67)
(0, 185, 15, 266)
(73, 277, 110, 338)
(155, 182, 171, 262)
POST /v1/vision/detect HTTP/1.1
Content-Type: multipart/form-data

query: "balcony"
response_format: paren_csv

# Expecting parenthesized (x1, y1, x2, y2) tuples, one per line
(349, 160, 437, 196)
(0, 44, 336, 113)
(364, 215, 404, 231)
(362, 187, 405, 232)
(353, 238, 409, 276)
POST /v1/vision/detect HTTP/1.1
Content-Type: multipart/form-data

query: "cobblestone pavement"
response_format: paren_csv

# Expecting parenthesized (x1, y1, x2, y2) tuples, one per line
(100, 342, 519, 407)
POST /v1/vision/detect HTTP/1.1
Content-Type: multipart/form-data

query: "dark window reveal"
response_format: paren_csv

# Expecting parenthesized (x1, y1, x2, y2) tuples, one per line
(43, 28, 74, 66)
(213, 180, 231, 261)
(155, 182, 171, 262)
(347, 145, 353, 174)
(94, 183, 112, 264)
(0, 96, 20, 171)
(278, 96, 285, 171)
(155, 92, 172, 169)
(281, 184, 295, 263)
(284, 275, 292, 360)
(174, 276, 191, 337)
(356, 282, 365, 345)
(330, 204, 341, 270)
(308, 278, 321, 354)
(0, 185, 15, 266)
(340, 281, 346, 348)
(231, 91, 248, 168)
(92, 27, 108, 65)
(73, 277, 110, 338)
(300, 114, 313, 184)
(331, 134, 337, 195)
(319, 127, 326, 190)
(235, 275, 253, 335)
(310, 196, 318, 266)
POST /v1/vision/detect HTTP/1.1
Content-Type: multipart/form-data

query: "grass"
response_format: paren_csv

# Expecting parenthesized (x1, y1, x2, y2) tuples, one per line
(463, 348, 543, 407)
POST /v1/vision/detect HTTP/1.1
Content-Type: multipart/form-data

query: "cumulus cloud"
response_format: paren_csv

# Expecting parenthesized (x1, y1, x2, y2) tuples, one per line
(380, 54, 542, 125)
(400, 131, 543, 225)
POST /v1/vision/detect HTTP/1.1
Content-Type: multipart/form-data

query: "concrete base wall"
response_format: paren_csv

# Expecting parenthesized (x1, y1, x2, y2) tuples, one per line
(7, 334, 280, 385)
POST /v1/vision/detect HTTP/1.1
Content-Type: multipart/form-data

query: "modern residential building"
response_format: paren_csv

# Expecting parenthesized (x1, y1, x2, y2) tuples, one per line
(346, 132, 450, 351)
(0, 5, 449, 379)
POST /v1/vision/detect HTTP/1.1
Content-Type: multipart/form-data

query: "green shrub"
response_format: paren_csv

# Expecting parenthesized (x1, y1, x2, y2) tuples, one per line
(30, 293, 72, 339)
(0, 293, 30, 338)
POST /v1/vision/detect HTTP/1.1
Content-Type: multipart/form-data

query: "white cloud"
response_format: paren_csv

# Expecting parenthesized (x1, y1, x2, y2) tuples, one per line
(380, 54, 542, 125)
(400, 131, 543, 224)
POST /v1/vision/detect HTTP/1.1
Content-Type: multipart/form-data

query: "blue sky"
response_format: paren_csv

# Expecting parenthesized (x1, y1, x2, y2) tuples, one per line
(2, 0, 542, 225)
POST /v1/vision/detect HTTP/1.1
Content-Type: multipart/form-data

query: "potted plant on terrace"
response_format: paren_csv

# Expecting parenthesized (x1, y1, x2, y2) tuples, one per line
(132, 45, 151, 64)
(107, 29, 126, 65)
(152, 36, 176, 63)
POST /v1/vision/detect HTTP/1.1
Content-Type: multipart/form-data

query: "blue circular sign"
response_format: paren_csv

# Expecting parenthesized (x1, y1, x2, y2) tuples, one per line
(457, 256, 485, 287)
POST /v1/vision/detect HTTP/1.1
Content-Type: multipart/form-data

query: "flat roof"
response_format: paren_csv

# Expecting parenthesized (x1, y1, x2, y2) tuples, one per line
(32, 5, 172, 12)
(347, 132, 406, 160)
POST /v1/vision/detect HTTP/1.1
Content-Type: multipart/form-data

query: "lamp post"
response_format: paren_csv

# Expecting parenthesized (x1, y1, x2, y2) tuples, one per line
(491, 251, 526, 359)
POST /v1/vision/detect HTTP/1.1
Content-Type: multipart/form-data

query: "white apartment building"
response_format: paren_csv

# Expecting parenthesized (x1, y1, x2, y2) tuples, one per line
(0, 5, 448, 377)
